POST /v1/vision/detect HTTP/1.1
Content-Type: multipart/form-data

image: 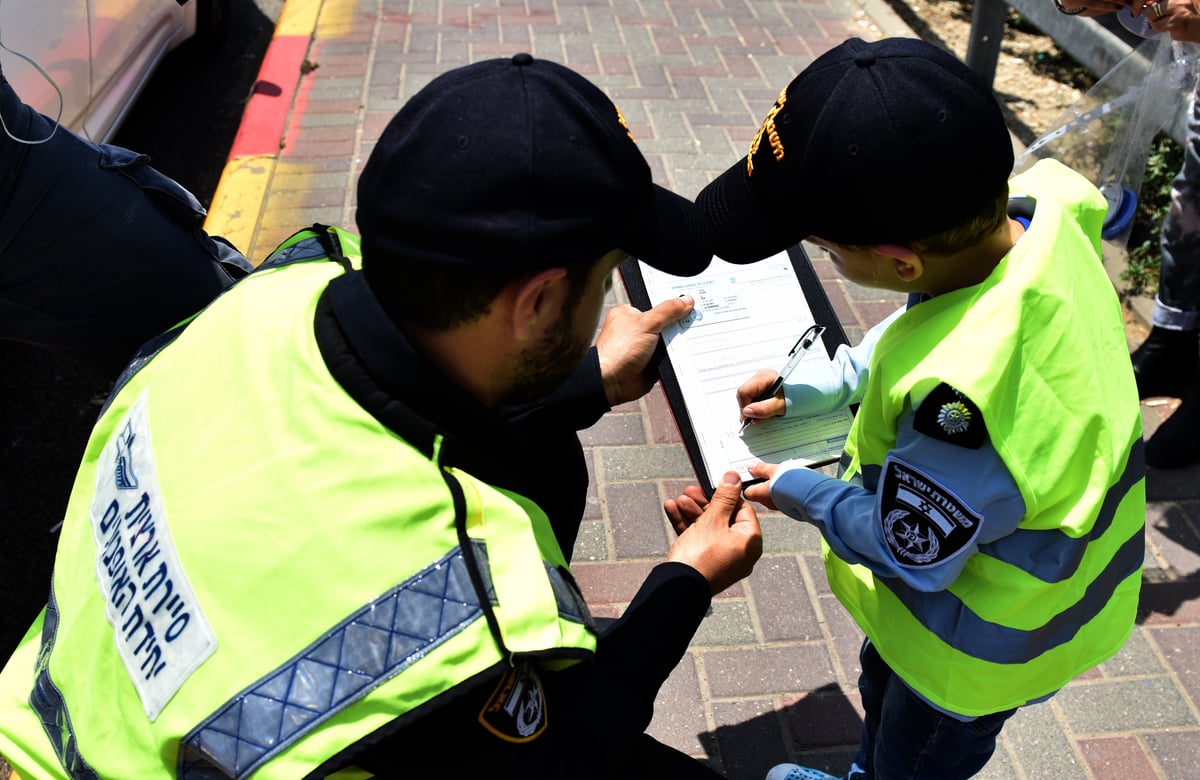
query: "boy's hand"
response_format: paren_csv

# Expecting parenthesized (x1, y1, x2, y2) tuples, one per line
(666, 472, 763, 595)
(744, 462, 779, 510)
(737, 369, 786, 427)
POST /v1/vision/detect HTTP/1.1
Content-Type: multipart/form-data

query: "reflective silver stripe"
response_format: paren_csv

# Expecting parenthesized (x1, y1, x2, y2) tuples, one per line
(30, 588, 101, 780)
(179, 542, 591, 778)
(876, 440, 1145, 665)
(179, 544, 489, 779)
(545, 564, 592, 627)
(978, 439, 1145, 582)
(256, 234, 330, 271)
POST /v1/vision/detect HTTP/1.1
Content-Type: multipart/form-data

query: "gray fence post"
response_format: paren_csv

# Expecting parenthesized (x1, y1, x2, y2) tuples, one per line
(966, 0, 1009, 87)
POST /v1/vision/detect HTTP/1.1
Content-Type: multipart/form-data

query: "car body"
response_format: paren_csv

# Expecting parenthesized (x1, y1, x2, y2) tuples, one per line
(0, 0, 211, 142)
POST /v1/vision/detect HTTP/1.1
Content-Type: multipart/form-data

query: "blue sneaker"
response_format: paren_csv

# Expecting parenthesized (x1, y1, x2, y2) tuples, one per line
(765, 765, 841, 780)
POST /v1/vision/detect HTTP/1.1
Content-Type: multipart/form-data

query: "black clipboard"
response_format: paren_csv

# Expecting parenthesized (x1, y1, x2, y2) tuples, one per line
(620, 243, 853, 497)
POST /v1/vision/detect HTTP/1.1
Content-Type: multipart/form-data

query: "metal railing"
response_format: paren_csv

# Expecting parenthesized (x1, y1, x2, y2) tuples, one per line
(965, 0, 1188, 143)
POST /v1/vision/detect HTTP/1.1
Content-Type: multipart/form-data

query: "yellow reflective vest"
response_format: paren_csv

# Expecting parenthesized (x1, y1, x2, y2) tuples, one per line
(0, 227, 597, 779)
(831, 160, 1146, 716)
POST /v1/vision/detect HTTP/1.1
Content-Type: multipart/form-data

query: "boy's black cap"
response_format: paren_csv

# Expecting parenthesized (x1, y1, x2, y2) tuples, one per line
(356, 53, 712, 277)
(698, 37, 1014, 263)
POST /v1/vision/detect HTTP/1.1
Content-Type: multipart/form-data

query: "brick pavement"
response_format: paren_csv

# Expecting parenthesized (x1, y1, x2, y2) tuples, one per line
(199, 0, 1200, 777)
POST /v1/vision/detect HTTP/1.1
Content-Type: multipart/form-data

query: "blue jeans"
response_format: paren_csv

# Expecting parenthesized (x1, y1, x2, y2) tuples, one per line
(850, 639, 1016, 780)
(1156, 81, 1200, 331)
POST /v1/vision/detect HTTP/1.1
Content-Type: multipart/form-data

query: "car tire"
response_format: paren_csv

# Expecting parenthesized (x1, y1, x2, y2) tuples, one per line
(195, 0, 230, 47)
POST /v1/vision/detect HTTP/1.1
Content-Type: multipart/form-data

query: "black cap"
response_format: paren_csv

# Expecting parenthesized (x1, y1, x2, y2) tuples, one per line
(698, 37, 1014, 263)
(356, 54, 712, 276)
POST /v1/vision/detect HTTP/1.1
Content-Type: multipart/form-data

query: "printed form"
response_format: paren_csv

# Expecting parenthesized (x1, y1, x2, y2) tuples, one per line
(637, 251, 853, 489)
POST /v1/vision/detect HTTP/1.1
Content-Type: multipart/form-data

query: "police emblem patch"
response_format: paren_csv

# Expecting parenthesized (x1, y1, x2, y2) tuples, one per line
(478, 662, 547, 743)
(937, 401, 971, 434)
(913, 383, 987, 449)
(878, 456, 982, 568)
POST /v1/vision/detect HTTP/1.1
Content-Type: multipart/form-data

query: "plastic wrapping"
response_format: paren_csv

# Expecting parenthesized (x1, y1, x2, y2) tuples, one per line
(1013, 36, 1200, 249)
(1116, 5, 1161, 39)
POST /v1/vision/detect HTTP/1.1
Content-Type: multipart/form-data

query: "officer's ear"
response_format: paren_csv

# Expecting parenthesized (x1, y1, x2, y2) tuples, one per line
(507, 267, 571, 344)
(874, 243, 923, 283)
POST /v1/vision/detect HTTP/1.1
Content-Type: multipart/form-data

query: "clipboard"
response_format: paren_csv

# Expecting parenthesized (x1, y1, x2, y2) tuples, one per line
(621, 243, 855, 497)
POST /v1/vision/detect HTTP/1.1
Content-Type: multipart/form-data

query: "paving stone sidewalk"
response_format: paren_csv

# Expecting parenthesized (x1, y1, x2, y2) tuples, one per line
(205, 0, 1200, 777)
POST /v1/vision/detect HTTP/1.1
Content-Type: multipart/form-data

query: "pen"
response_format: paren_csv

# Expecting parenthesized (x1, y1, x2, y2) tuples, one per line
(739, 324, 827, 433)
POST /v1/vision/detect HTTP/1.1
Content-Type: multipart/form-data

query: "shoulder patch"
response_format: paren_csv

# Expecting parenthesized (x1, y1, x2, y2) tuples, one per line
(878, 457, 983, 569)
(478, 663, 548, 743)
(913, 383, 987, 449)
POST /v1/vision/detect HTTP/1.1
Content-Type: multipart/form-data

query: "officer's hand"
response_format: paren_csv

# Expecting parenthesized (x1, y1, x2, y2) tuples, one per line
(1145, 0, 1200, 40)
(666, 472, 763, 595)
(736, 369, 785, 429)
(595, 296, 694, 407)
(744, 462, 779, 510)
(664, 483, 711, 535)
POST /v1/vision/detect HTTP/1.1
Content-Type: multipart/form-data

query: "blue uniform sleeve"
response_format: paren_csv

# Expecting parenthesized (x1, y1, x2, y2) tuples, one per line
(782, 307, 905, 417)
(768, 407, 1026, 592)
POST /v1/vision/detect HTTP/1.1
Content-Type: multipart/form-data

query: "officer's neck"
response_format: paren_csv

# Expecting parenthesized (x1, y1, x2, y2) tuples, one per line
(400, 316, 511, 408)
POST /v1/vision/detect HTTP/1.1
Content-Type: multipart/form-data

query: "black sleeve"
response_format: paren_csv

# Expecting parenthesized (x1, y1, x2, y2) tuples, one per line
(351, 563, 717, 778)
(547, 562, 712, 730)
(501, 347, 611, 432)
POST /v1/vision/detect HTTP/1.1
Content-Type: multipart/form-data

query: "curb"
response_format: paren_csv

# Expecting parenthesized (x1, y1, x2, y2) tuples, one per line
(203, 0, 323, 261)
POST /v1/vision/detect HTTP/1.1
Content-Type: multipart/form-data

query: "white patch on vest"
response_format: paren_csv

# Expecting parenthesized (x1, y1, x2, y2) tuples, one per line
(90, 391, 217, 721)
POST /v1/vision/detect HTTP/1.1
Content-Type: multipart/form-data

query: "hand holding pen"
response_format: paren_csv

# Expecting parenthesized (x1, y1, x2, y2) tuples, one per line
(737, 324, 827, 433)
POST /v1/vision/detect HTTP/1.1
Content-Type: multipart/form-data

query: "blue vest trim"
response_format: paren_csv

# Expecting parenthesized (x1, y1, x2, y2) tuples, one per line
(255, 230, 336, 270)
(545, 565, 590, 626)
(876, 441, 1145, 665)
(178, 543, 492, 779)
(859, 463, 881, 491)
(29, 588, 100, 780)
(838, 455, 880, 489)
(177, 542, 591, 779)
(977, 440, 1145, 583)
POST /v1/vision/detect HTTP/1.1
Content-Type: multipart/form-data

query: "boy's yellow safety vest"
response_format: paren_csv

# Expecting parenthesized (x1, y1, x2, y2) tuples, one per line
(832, 160, 1145, 716)
(0, 227, 597, 779)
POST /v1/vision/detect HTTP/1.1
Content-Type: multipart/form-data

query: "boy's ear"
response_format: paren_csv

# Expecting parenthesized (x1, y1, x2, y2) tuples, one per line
(874, 243, 923, 282)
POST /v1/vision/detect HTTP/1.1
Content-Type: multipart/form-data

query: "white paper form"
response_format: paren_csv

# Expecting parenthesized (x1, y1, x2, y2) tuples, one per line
(638, 251, 854, 489)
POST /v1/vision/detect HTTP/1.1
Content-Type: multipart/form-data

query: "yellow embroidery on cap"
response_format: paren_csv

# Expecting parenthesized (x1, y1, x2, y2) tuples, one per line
(747, 86, 788, 176)
(615, 106, 636, 143)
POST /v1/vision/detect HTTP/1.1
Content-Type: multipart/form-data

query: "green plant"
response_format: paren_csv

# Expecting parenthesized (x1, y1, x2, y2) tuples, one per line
(1121, 132, 1184, 295)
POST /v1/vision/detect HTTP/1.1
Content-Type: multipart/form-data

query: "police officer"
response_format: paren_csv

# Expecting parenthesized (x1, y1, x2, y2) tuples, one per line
(0, 54, 762, 778)
(0, 57, 255, 669)
(0, 61, 252, 374)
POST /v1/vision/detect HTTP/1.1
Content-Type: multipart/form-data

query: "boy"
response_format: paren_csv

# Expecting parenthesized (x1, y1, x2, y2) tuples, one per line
(668, 37, 1146, 779)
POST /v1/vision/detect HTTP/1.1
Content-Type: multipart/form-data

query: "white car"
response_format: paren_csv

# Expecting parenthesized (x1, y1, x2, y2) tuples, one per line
(0, 0, 225, 143)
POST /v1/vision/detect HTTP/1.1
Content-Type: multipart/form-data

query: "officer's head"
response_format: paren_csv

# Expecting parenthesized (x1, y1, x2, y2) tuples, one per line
(697, 37, 1014, 264)
(354, 54, 714, 402)
(355, 53, 713, 332)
